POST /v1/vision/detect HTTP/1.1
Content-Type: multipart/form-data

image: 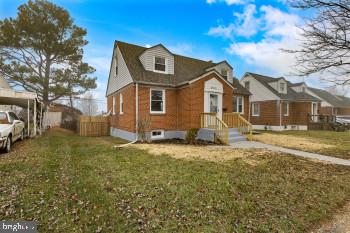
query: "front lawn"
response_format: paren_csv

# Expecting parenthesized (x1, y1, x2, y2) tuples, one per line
(254, 130, 350, 160)
(1, 128, 350, 232)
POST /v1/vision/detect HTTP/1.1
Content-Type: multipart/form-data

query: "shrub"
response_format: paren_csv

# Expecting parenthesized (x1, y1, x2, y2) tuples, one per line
(186, 128, 199, 144)
(138, 117, 151, 142)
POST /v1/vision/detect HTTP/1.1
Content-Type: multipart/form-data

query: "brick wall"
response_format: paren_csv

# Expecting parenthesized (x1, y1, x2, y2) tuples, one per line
(107, 84, 136, 132)
(338, 107, 350, 115)
(250, 100, 280, 126)
(107, 73, 247, 133)
(138, 86, 178, 131)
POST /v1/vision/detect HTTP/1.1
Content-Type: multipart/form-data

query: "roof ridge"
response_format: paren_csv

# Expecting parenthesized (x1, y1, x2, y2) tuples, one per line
(116, 40, 214, 65)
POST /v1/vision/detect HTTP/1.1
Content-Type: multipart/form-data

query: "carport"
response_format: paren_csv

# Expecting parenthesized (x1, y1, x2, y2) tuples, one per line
(0, 88, 45, 137)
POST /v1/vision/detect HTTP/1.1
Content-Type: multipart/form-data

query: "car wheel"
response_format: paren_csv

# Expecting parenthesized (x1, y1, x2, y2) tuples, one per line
(4, 137, 11, 153)
(20, 130, 24, 141)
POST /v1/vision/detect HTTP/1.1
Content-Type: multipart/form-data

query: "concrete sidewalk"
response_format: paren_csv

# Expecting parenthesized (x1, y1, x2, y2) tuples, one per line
(230, 141, 350, 166)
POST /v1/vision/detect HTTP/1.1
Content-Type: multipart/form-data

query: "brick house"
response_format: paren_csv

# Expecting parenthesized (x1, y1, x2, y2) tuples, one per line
(106, 41, 251, 142)
(290, 82, 350, 116)
(240, 72, 321, 130)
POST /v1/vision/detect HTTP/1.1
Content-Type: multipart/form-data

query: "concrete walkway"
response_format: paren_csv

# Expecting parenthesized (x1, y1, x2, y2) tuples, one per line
(230, 141, 350, 166)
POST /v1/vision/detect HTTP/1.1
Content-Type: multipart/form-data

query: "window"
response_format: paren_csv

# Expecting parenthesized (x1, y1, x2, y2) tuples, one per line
(252, 103, 260, 116)
(332, 108, 337, 116)
(245, 81, 250, 91)
(0, 112, 8, 124)
(283, 102, 289, 116)
(301, 86, 306, 92)
(151, 130, 164, 139)
(119, 94, 124, 114)
(280, 82, 286, 93)
(112, 96, 116, 115)
(221, 69, 228, 80)
(150, 89, 165, 113)
(154, 56, 166, 72)
(233, 96, 244, 114)
(115, 66, 118, 76)
(8, 112, 18, 124)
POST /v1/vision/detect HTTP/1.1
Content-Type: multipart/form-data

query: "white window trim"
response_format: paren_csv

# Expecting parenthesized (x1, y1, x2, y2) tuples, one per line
(153, 56, 167, 74)
(235, 96, 244, 114)
(283, 102, 289, 116)
(151, 130, 164, 139)
(119, 93, 124, 114)
(252, 103, 260, 116)
(112, 96, 116, 115)
(150, 89, 166, 114)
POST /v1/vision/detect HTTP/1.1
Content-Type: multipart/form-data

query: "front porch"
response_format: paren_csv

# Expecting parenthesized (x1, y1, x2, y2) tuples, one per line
(200, 112, 252, 144)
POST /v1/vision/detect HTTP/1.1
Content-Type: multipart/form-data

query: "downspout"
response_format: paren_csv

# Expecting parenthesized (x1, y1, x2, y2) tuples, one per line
(114, 83, 139, 148)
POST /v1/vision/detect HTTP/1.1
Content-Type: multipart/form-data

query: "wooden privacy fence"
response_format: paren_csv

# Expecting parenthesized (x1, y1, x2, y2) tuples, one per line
(79, 115, 110, 136)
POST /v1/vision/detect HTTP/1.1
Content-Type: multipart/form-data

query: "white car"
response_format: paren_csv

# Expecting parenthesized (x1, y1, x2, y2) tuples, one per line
(0, 111, 25, 153)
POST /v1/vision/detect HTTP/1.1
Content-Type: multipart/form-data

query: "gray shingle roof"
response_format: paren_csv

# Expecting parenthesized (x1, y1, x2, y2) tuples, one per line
(246, 72, 320, 102)
(117, 41, 214, 86)
(308, 87, 346, 107)
(337, 96, 350, 106)
(232, 78, 251, 95)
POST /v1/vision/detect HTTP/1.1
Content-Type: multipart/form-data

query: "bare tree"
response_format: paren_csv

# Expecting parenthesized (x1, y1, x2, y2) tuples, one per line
(78, 92, 98, 116)
(287, 0, 350, 86)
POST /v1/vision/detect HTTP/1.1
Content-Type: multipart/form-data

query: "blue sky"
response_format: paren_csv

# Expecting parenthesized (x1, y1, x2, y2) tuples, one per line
(0, 0, 340, 110)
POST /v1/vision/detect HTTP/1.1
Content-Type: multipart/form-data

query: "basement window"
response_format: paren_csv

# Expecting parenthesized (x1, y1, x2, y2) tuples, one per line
(151, 130, 164, 139)
(154, 56, 166, 72)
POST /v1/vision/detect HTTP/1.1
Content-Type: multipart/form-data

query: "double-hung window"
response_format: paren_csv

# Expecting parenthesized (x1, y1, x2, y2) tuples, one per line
(245, 81, 250, 91)
(252, 103, 260, 116)
(233, 96, 244, 114)
(221, 69, 228, 80)
(154, 56, 166, 72)
(112, 96, 116, 115)
(283, 102, 289, 116)
(150, 89, 165, 113)
(120, 94, 124, 114)
(280, 82, 286, 93)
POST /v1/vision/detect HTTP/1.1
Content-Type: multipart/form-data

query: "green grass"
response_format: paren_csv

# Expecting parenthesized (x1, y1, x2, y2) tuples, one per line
(263, 130, 350, 159)
(1, 129, 350, 232)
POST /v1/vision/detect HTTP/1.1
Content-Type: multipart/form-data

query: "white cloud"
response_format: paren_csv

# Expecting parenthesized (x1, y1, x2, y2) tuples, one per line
(208, 24, 235, 39)
(233, 4, 259, 37)
(207, 0, 253, 5)
(209, 4, 303, 76)
(208, 4, 259, 39)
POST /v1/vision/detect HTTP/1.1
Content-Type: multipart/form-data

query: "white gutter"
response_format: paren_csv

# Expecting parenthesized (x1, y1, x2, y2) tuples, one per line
(114, 83, 139, 149)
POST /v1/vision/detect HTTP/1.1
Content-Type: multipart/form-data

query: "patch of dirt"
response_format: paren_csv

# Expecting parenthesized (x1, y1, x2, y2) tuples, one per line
(312, 202, 350, 233)
(132, 143, 268, 163)
(253, 133, 335, 151)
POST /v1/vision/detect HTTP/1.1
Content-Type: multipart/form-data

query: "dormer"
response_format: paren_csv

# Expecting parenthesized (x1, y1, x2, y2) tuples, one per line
(206, 61, 234, 83)
(139, 44, 174, 75)
(291, 82, 307, 93)
(268, 78, 288, 94)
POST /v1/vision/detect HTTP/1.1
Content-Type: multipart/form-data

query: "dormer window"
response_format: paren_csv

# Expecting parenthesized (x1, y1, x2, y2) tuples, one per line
(154, 56, 166, 72)
(221, 69, 228, 80)
(280, 82, 286, 93)
(302, 86, 306, 92)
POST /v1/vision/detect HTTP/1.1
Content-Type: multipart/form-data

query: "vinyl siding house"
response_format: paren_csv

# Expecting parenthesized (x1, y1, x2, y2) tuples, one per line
(290, 82, 350, 116)
(241, 72, 321, 131)
(106, 41, 251, 142)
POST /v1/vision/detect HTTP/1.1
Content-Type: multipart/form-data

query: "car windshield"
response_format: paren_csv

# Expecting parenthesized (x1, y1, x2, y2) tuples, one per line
(0, 112, 8, 124)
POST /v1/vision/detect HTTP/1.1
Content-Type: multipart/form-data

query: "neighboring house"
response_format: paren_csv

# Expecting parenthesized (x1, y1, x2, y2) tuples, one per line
(290, 82, 350, 116)
(106, 41, 251, 141)
(240, 72, 321, 131)
(44, 103, 82, 131)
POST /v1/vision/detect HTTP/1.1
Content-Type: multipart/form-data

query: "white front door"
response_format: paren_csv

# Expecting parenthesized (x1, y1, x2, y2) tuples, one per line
(204, 92, 222, 118)
(204, 78, 223, 119)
